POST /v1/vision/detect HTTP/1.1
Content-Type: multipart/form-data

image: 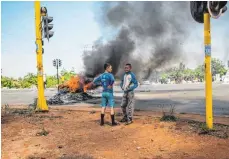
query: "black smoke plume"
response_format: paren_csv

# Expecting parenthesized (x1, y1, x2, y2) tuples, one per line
(83, 2, 193, 79)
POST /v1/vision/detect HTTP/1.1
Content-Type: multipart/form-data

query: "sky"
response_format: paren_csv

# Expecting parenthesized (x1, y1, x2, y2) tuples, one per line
(1, 1, 229, 78)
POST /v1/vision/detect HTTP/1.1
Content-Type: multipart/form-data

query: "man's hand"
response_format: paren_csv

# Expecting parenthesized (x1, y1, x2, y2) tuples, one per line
(108, 85, 113, 89)
(124, 89, 129, 93)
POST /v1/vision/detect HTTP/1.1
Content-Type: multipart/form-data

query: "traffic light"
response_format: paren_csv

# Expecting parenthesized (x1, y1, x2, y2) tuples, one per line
(43, 15, 54, 41)
(59, 60, 62, 67)
(190, 1, 206, 23)
(207, 1, 227, 19)
(53, 59, 56, 67)
(190, 1, 227, 23)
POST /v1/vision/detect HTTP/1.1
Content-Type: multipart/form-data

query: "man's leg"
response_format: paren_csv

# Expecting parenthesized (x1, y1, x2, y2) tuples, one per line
(108, 93, 118, 126)
(126, 91, 135, 125)
(100, 106, 106, 125)
(100, 93, 107, 126)
(120, 92, 128, 122)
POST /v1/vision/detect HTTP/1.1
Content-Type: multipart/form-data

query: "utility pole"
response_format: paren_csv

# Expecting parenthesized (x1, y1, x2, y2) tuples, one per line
(53, 59, 62, 91)
(190, 1, 227, 129)
(35, 1, 54, 111)
(204, 12, 213, 129)
(35, 1, 48, 111)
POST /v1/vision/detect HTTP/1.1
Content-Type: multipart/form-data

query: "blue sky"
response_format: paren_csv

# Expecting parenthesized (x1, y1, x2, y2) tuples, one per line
(1, 1, 106, 78)
(1, 1, 229, 78)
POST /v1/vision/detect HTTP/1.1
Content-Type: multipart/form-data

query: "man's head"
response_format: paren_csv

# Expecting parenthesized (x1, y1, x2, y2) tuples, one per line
(104, 63, 112, 73)
(124, 63, 132, 73)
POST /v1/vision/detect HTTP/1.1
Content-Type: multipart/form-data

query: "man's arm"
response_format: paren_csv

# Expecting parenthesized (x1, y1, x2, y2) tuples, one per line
(92, 75, 101, 85)
(120, 74, 124, 90)
(110, 74, 115, 86)
(108, 74, 115, 89)
(127, 73, 138, 91)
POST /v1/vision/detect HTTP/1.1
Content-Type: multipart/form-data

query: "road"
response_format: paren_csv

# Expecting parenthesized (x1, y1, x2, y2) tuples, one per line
(1, 83, 229, 116)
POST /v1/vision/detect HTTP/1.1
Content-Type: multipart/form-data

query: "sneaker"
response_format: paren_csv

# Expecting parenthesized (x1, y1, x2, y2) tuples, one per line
(125, 120, 133, 125)
(120, 117, 128, 122)
(100, 121, 104, 126)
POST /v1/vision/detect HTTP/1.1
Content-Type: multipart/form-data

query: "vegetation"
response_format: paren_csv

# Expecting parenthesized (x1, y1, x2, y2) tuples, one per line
(1, 58, 228, 88)
(1, 69, 77, 89)
(160, 104, 178, 122)
(159, 58, 228, 84)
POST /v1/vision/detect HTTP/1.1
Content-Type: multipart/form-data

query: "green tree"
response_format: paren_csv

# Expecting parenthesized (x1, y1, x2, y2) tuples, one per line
(1, 76, 14, 88)
(60, 68, 76, 81)
(46, 75, 57, 88)
(211, 58, 227, 77)
(193, 58, 227, 81)
(183, 68, 195, 81)
(160, 73, 169, 84)
(20, 73, 37, 88)
(194, 64, 205, 81)
(168, 65, 184, 83)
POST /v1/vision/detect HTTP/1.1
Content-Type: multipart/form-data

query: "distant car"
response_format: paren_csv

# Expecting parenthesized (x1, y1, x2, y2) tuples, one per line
(142, 81, 151, 85)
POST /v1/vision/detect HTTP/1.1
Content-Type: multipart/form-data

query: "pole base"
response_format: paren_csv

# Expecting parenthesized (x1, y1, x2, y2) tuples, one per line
(36, 97, 49, 111)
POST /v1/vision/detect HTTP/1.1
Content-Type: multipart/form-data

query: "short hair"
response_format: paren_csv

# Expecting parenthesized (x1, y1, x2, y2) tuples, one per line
(104, 63, 111, 70)
(125, 63, 132, 68)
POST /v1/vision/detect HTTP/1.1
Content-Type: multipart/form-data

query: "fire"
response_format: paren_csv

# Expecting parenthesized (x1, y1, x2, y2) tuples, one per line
(59, 75, 88, 93)
(83, 82, 92, 92)
(58, 74, 100, 93)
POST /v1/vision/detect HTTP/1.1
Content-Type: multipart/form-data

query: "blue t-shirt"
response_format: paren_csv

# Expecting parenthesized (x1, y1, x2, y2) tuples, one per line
(93, 72, 114, 93)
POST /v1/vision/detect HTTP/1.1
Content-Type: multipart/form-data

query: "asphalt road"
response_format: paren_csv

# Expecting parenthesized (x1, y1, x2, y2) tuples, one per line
(1, 83, 229, 116)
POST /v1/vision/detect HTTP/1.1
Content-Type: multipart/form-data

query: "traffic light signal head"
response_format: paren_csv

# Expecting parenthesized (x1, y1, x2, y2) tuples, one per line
(190, 1, 227, 23)
(53, 60, 56, 67)
(207, 1, 227, 19)
(43, 16, 54, 41)
(59, 60, 62, 67)
(190, 1, 207, 23)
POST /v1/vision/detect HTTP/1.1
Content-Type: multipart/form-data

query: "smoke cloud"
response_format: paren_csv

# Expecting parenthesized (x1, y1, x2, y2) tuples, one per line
(83, 2, 194, 79)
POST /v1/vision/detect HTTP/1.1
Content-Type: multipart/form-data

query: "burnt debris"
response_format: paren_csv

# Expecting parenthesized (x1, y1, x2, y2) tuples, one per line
(47, 92, 100, 105)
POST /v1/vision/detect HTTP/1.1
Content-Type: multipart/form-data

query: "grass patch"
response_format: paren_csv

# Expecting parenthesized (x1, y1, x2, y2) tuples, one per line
(160, 115, 178, 122)
(2, 104, 35, 118)
(199, 123, 215, 134)
(183, 120, 229, 139)
(159, 104, 178, 122)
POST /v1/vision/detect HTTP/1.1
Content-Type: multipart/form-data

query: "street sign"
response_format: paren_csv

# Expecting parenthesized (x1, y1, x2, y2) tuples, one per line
(205, 45, 211, 56)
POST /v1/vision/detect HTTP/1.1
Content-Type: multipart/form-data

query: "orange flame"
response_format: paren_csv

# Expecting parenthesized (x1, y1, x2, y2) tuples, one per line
(58, 75, 93, 93)
(83, 82, 92, 93)
(67, 75, 81, 92)
(59, 75, 83, 93)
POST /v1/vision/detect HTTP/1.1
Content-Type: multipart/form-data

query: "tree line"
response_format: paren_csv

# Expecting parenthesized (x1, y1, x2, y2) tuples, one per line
(1, 69, 77, 89)
(160, 58, 228, 84)
(1, 58, 228, 88)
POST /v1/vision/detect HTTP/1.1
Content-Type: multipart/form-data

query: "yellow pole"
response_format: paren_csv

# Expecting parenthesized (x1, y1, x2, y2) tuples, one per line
(35, 1, 48, 111)
(204, 13, 213, 129)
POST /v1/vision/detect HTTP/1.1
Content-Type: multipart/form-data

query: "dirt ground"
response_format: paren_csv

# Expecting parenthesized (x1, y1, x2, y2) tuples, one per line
(1, 105, 229, 159)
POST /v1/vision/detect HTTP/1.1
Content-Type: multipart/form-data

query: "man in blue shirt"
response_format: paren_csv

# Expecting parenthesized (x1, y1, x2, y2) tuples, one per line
(120, 63, 138, 125)
(93, 63, 118, 126)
